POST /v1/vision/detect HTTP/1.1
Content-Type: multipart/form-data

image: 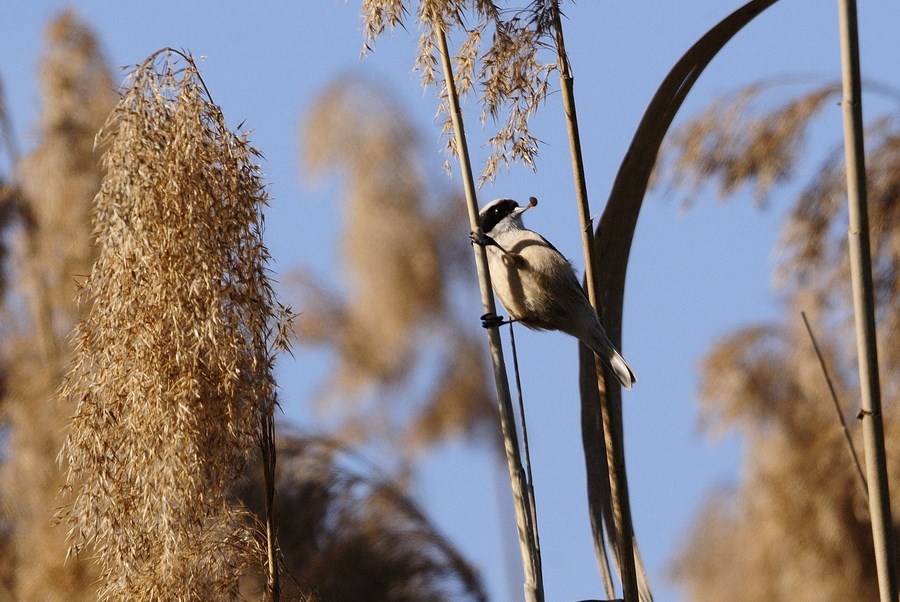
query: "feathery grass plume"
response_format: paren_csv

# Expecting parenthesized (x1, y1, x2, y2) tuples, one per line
(0, 10, 113, 600)
(297, 76, 497, 454)
(665, 85, 900, 600)
(781, 119, 900, 349)
(360, 1, 557, 182)
(659, 82, 838, 206)
(673, 322, 887, 601)
(59, 48, 290, 600)
(236, 435, 487, 601)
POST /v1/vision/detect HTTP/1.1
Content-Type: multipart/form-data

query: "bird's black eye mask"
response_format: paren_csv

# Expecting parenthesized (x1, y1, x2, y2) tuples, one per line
(480, 199, 519, 234)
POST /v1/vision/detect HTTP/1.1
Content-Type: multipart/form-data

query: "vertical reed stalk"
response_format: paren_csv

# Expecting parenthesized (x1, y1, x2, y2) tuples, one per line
(434, 20, 544, 602)
(262, 413, 280, 601)
(550, 6, 639, 601)
(836, 1, 897, 600)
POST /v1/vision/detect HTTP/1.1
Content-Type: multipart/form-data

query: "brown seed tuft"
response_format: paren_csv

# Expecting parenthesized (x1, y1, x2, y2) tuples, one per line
(58, 48, 290, 600)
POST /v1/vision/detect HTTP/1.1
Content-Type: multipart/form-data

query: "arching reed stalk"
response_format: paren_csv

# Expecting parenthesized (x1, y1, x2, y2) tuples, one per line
(566, 1, 782, 599)
(59, 48, 290, 600)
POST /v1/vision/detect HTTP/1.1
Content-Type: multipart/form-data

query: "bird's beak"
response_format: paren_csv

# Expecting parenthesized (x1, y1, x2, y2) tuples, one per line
(512, 196, 538, 218)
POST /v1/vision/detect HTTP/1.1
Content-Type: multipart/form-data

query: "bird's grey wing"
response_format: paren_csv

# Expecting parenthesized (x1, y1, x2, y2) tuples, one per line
(529, 231, 592, 304)
(534, 231, 564, 257)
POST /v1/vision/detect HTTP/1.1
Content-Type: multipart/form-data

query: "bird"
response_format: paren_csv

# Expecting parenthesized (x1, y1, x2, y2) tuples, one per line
(476, 197, 636, 389)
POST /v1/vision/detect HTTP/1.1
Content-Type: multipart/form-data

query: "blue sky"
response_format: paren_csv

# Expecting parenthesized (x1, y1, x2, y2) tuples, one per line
(3, 2, 898, 600)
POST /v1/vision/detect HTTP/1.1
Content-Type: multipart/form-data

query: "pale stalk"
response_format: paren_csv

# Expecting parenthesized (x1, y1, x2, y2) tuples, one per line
(551, 7, 639, 601)
(836, 1, 897, 600)
(434, 21, 543, 602)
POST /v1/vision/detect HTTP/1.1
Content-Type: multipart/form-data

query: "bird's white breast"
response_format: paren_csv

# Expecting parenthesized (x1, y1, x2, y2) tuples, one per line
(486, 228, 572, 322)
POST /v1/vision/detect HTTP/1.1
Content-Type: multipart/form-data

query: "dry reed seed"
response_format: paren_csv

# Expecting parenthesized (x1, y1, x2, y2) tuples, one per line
(1, 10, 114, 601)
(235, 435, 488, 601)
(361, 1, 560, 183)
(60, 49, 290, 600)
(662, 83, 838, 207)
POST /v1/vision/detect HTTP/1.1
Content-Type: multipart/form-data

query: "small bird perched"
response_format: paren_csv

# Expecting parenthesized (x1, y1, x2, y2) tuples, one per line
(477, 197, 636, 389)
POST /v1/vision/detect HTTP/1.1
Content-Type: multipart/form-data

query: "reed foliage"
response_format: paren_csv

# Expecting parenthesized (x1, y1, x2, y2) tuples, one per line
(237, 435, 487, 601)
(0, 11, 113, 600)
(665, 83, 900, 601)
(361, 0, 558, 182)
(296, 77, 497, 455)
(0, 10, 504, 602)
(58, 48, 290, 600)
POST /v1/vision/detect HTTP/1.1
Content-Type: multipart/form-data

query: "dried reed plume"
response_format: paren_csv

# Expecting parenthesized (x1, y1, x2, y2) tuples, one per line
(666, 84, 900, 600)
(361, 1, 558, 182)
(297, 77, 497, 454)
(0, 10, 113, 600)
(236, 435, 487, 601)
(659, 82, 838, 206)
(59, 48, 290, 600)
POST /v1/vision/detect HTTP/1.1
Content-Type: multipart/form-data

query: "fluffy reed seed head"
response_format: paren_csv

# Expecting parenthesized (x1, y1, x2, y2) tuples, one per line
(59, 48, 290, 600)
(0, 10, 113, 600)
(297, 77, 497, 454)
(236, 436, 487, 601)
(360, 0, 558, 182)
(665, 83, 900, 600)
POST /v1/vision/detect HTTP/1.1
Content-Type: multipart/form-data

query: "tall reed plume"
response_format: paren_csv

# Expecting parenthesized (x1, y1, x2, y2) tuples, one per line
(0, 10, 113, 600)
(296, 76, 497, 455)
(665, 83, 900, 600)
(237, 435, 487, 601)
(59, 48, 290, 600)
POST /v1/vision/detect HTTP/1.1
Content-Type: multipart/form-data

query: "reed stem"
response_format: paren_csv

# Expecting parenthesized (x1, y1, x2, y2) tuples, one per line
(836, 1, 897, 599)
(550, 6, 639, 600)
(434, 20, 543, 602)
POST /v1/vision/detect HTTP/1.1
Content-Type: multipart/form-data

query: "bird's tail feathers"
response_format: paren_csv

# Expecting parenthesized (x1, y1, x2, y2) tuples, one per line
(606, 348, 636, 390)
(583, 328, 637, 390)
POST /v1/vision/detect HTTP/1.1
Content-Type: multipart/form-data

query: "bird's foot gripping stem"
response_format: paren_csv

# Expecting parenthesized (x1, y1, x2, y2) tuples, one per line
(469, 230, 508, 254)
(480, 313, 517, 329)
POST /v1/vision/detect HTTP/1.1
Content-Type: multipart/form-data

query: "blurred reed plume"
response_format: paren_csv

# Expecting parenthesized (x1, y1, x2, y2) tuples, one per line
(296, 76, 497, 456)
(665, 83, 900, 600)
(237, 435, 487, 601)
(58, 48, 291, 600)
(0, 10, 113, 600)
(659, 82, 838, 206)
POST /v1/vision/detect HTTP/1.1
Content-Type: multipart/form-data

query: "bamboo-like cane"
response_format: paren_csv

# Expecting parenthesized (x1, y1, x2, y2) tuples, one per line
(835, 2, 898, 600)
(548, 7, 639, 601)
(433, 21, 544, 602)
